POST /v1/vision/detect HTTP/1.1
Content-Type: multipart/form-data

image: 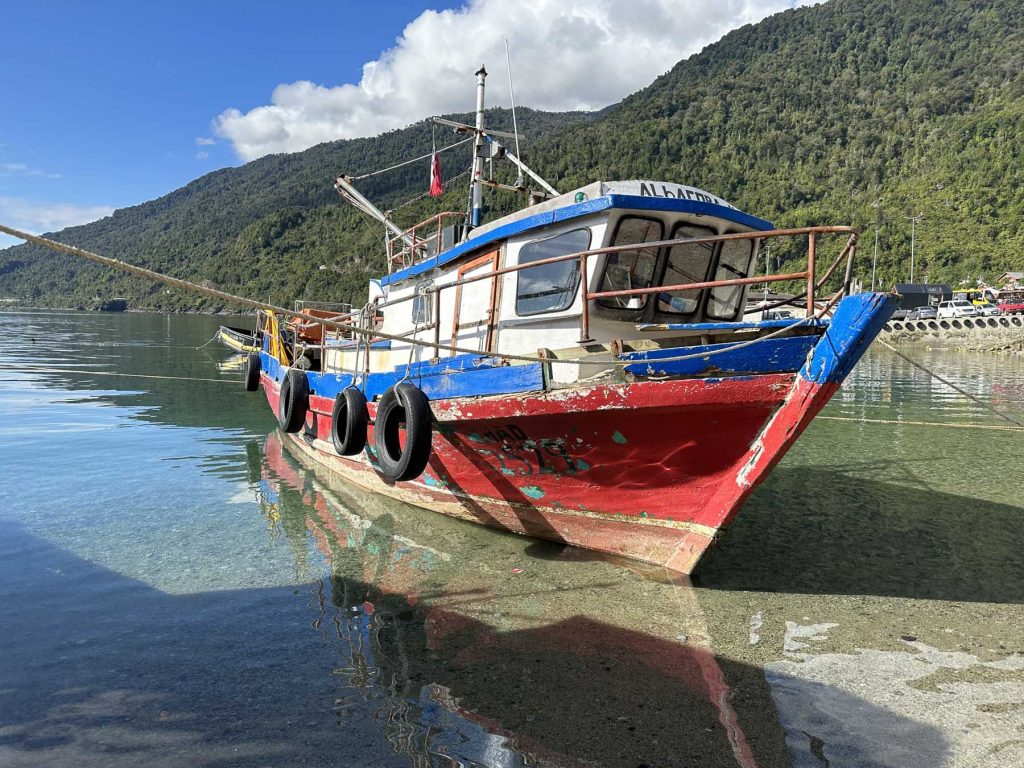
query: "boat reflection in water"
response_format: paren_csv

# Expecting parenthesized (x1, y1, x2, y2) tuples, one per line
(255, 431, 940, 768)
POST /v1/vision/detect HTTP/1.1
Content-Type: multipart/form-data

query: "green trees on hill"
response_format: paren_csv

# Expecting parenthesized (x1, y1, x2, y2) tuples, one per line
(1, 0, 1022, 310)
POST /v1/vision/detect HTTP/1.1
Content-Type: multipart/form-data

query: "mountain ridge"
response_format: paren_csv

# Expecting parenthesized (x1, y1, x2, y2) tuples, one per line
(2, 0, 1023, 310)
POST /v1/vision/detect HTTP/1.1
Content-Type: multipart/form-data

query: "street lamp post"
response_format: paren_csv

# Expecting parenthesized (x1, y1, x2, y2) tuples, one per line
(870, 199, 882, 292)
(871, 225, 879, 292)
(906, 213, 923, 283)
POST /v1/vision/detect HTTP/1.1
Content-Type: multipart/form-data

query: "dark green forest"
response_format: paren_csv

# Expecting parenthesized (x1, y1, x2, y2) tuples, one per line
(2, 0, 1022, 310)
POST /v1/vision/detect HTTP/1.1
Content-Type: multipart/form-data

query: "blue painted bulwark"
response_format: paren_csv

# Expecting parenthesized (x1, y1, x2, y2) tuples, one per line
(260, 297, 891, 404)
(263, 349, 546, 404)
(620, 334, 820, 377)
(636, 318, 828, 332)
(800, 292, 898, 385)
(380, 194, 773, 287)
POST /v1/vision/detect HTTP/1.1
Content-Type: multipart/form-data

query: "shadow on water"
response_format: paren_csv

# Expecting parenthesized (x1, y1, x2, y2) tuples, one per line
(696, 462, 1024, 604)
(0, 436, 951, 768)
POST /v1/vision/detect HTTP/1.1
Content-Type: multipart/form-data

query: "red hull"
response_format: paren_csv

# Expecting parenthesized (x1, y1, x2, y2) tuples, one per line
(262, 370, 833, 572)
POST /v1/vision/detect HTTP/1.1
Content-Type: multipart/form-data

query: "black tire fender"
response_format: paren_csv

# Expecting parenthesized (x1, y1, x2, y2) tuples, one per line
(373, 383, 432, 482)
(244, 352, 261, 392)
(277, 368, 309, 433)
(331, 387, 368, 456)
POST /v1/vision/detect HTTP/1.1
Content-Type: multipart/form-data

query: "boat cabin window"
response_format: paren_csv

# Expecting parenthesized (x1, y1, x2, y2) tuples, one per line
(657, 223, 716, 315)
(597, 217, 664, 309)
(516, 228, 590, 316)
(707, 239, 755, 320)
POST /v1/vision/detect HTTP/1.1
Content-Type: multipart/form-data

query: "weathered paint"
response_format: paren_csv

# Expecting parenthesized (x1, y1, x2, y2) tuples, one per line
(259, 292, 896, 573)
(621, 334, 818, 377)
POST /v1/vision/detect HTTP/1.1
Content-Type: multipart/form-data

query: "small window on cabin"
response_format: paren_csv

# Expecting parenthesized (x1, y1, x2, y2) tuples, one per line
(597, 217, 664, 309)
(658, 224, 716, 315)
(707, 238, 755, 320)
(412, 281, 433, 324)
(515, 228, 590, 316)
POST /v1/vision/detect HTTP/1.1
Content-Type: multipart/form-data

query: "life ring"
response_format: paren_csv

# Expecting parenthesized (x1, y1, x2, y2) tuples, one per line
(244, 352, 261, 392)
(277, 368, 309, 433)
(331, 387, 368, 455)
(373, 382, 432, 481)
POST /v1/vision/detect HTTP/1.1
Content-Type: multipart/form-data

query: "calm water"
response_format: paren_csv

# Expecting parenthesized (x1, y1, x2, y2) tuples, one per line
(0, 310, 1022, 768)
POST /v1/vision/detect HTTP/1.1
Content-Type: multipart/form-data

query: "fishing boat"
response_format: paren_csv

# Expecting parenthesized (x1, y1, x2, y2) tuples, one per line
(247, 66, 896, 573)
(217, 325, 259, 354)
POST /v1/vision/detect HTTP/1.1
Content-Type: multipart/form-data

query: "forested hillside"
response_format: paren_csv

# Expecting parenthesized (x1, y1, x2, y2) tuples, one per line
(2, 0, 1022, 310)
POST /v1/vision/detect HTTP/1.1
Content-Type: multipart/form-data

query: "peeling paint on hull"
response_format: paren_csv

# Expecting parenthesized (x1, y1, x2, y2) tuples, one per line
(260, 293, 896, 573)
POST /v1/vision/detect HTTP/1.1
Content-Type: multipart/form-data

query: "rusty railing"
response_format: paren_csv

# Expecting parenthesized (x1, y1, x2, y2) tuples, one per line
(281, 226, 859, 367)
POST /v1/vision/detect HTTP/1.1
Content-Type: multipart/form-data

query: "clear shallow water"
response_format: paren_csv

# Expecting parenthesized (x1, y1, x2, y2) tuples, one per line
(0, 311, 1022, 767)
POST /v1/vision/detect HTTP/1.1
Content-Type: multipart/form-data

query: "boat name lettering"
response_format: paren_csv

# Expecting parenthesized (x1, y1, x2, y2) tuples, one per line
(637, 182, 735, 208)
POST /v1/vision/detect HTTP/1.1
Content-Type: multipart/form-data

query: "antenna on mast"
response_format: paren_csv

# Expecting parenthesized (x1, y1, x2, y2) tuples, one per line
(504, 38, 524, 188)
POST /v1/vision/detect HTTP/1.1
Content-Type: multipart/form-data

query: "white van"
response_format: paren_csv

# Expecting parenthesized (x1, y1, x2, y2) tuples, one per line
(936, 300, 978, 318)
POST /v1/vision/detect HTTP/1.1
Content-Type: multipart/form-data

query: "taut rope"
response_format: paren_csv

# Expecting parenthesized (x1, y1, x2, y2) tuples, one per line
(0, 224, 831, 368)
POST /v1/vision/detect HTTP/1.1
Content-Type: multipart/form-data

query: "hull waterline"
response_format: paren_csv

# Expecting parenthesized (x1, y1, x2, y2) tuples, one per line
(260, 293, 895, 572)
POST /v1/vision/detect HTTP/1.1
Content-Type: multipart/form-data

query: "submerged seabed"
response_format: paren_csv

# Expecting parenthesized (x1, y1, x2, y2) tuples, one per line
(0, 310, 1022, 768)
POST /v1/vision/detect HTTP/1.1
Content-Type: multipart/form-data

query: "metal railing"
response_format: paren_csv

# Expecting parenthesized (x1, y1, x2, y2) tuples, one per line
(267, 226, 859, 368)
(386, 211, 464, 272)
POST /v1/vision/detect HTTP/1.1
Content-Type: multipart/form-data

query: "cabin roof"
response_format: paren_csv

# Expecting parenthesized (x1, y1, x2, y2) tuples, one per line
(379, 180, 774, 287)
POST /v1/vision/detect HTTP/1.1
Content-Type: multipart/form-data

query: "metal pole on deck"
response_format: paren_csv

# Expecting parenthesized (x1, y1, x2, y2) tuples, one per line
(471, 65, 487, 229)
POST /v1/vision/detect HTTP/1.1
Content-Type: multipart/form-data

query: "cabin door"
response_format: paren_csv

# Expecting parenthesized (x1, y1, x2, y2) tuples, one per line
(451, 249, 500, 354)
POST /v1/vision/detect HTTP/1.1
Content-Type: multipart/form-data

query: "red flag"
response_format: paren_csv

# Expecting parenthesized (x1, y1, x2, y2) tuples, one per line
(429, 151, 443, 197)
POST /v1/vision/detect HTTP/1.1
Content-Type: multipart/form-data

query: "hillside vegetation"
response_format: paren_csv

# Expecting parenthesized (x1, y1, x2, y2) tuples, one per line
(2, 0, 1022, 310)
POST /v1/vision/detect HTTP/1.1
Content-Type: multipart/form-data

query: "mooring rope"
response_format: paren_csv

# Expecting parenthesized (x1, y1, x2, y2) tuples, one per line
(816, 415, 1024, 433)
(13, 365, 240, 384)
(196, 330, 222, 350)
(877, 338, 1024, 429)
(0, 224, 833, 369)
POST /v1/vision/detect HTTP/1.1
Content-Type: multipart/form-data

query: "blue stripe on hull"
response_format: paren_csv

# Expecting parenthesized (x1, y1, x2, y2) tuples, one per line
(261, 350, 544, 402)
(261, 293, 894, 402)
(620, 334, 818, 377)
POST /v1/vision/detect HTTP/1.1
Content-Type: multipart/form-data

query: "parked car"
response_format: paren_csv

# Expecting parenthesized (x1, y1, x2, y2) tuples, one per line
(936, 300, 979, 318)
(890, 308, 911, 321)
(973, 301, 1000, 316)
(906, 306, 937, 321)
(761, 310, 795, 321)
(998, 300, 1024, 315)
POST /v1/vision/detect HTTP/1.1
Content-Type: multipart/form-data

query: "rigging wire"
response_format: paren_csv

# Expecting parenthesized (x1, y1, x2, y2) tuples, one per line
(504, 37, 524, 187)
(389, 168, 471, 214)
(351, 136, 473, 180)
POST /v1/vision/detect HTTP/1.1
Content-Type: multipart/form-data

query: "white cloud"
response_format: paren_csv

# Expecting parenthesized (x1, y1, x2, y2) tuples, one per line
(196, 151, 210, 160)
(215, 0, 819, 161)
(195, 137, 216, 146)
(0, 196, 114, 249)
(1, 162, 62, 179)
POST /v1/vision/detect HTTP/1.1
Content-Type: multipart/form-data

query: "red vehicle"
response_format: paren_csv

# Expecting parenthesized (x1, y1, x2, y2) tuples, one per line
(995, 290, 1024, 314)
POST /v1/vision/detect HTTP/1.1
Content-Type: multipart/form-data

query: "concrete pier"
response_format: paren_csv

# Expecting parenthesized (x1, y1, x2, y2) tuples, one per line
(882, 313, 1024, 335)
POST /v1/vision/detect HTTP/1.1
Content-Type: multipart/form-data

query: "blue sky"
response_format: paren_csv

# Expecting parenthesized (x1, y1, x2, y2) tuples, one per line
(0, 1, 460, 246)
(0, 0, 815, 248)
